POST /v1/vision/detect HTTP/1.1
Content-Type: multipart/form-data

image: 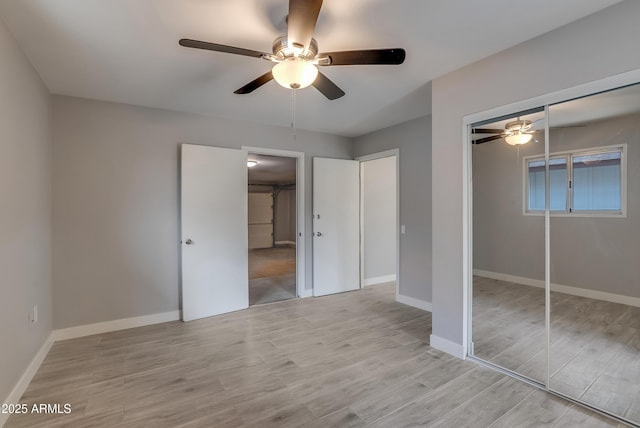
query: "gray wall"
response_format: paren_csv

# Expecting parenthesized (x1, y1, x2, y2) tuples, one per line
(0, 19, 53, 402)
(475, 113, 640, 298)
(362, 156, 396, 281)
(353, 115, 432, 303)
(473, 132, 546, 282)
(52, 96, 351, 329)
(288, 189, 296, 242)
(432, 0, 640, 347)
(275, 188, 296, 243)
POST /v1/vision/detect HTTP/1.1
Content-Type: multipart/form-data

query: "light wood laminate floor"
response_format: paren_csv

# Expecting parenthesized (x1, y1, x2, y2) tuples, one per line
(7, 283, 621, 427)
(473, 275, 640, 426)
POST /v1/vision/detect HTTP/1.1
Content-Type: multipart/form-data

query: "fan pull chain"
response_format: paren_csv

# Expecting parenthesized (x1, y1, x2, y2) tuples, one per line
(291, 89, 297, 142)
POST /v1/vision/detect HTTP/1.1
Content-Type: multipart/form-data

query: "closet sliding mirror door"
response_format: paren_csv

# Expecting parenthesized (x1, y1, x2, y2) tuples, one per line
(471, 108, 547, 384)
(548, 83, 640, 425)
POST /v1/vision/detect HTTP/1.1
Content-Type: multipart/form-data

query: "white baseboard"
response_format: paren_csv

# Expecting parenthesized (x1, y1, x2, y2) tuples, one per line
(396, 294, 432, 312)
(430, 334, 466, 359)
(53, 310, 181, 342)
(2, 310, 181, 426)
(1, 332, 55, 427)
(474, 269, 640, 308)
(363, 274, 396, 287)
(275, 241, 296, 246)
(298, 288, 313, 298)
(473, 270, 543, 288)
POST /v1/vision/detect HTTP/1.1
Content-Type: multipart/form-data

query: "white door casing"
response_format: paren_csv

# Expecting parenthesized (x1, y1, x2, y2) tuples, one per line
(181, 144, 248, 321)
(313, 157, 360, 296)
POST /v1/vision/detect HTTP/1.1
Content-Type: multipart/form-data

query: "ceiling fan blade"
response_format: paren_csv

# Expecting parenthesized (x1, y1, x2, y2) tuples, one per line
(312, 72, 345, 100)
(473, 135, 505, 145)
(319, 48, 406, 66)
(179, 39, 267, 58)
(472, 128, 504, 134)
(287, 0, 323, 51)
(529, 118, 546, 131)
(234, 71, 274, 94)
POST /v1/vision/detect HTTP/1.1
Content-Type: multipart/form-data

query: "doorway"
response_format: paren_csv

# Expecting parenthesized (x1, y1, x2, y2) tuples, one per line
(360, 155, 398, 286)
(247, 153, 299, 305)
(357, 150, 399, 295)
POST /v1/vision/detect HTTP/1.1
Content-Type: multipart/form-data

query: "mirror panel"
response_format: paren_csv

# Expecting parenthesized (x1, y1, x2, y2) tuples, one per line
(548, 83, 640, 425)
(471, 109, 547, 384)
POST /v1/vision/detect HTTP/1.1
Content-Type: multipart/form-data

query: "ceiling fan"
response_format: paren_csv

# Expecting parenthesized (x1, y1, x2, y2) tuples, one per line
(473, 118, 543, 145)
(179, 0, 406, 100)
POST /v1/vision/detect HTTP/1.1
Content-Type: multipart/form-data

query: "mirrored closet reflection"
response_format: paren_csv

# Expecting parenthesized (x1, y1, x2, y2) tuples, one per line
(470, 83, 640, 426)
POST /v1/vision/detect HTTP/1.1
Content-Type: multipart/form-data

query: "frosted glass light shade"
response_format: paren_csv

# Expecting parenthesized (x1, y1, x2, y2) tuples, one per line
(505, 132, 533, 145)
(272, 58, 318, 89)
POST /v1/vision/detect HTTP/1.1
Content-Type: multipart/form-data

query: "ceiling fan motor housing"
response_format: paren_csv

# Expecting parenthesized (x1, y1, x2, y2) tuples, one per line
(505, 119, 532, 133)
(272, 36, 318, 60)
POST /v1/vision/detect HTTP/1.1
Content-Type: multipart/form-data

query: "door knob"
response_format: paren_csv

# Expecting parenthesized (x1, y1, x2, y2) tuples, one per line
(185, 239, 193, 245)
(316, 232, 322, 237)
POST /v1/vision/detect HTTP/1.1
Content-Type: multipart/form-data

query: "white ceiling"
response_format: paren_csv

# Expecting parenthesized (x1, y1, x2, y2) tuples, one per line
(549, 82, 640, 127)
(472, 82, 640, 134)
(248, 154, 296, 185)
(0, 0, 623, 137)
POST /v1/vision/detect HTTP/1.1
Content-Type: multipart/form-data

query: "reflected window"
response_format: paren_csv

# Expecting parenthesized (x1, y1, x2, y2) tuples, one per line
(525, 146, 624, 215)
(572, 151, 622, 211)
(527, 158, 567, 211)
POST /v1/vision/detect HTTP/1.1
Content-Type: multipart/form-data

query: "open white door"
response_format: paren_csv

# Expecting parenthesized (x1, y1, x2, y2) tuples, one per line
(313, 157, 360, 296)
(181, 144, 248, 321)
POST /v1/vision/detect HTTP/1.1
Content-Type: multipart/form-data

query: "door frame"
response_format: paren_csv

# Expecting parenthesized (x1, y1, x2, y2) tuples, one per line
(242, 146, 307, 298)
(355, 149, 400, 299)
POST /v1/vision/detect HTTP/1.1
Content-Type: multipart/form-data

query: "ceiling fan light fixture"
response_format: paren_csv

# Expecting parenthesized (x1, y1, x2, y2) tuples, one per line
(272, 58, 318, 90)
(504, 132, 533, 146)
(179, 1, 405, 100)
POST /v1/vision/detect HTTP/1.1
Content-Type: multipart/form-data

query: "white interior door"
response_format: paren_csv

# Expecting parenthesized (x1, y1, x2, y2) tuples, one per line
(248, 193, 274, 249)
(181, 144, 248, 321)
(313, 157, 360, 296)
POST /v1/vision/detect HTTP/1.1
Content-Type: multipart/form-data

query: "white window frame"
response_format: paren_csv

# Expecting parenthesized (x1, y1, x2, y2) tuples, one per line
(523, 143, 627, 218)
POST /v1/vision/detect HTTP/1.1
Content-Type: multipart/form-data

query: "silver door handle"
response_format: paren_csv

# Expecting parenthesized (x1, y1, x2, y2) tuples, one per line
(316, 232, 322, 237)
(185, 239, 193, 245)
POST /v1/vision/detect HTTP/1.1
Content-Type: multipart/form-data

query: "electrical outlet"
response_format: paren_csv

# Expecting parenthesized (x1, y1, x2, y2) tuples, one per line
(401, 225, 406, 234)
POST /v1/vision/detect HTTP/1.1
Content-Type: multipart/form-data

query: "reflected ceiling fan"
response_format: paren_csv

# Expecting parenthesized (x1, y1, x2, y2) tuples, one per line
(473, 118, 544, 145)
(179, 0, 406, 100)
